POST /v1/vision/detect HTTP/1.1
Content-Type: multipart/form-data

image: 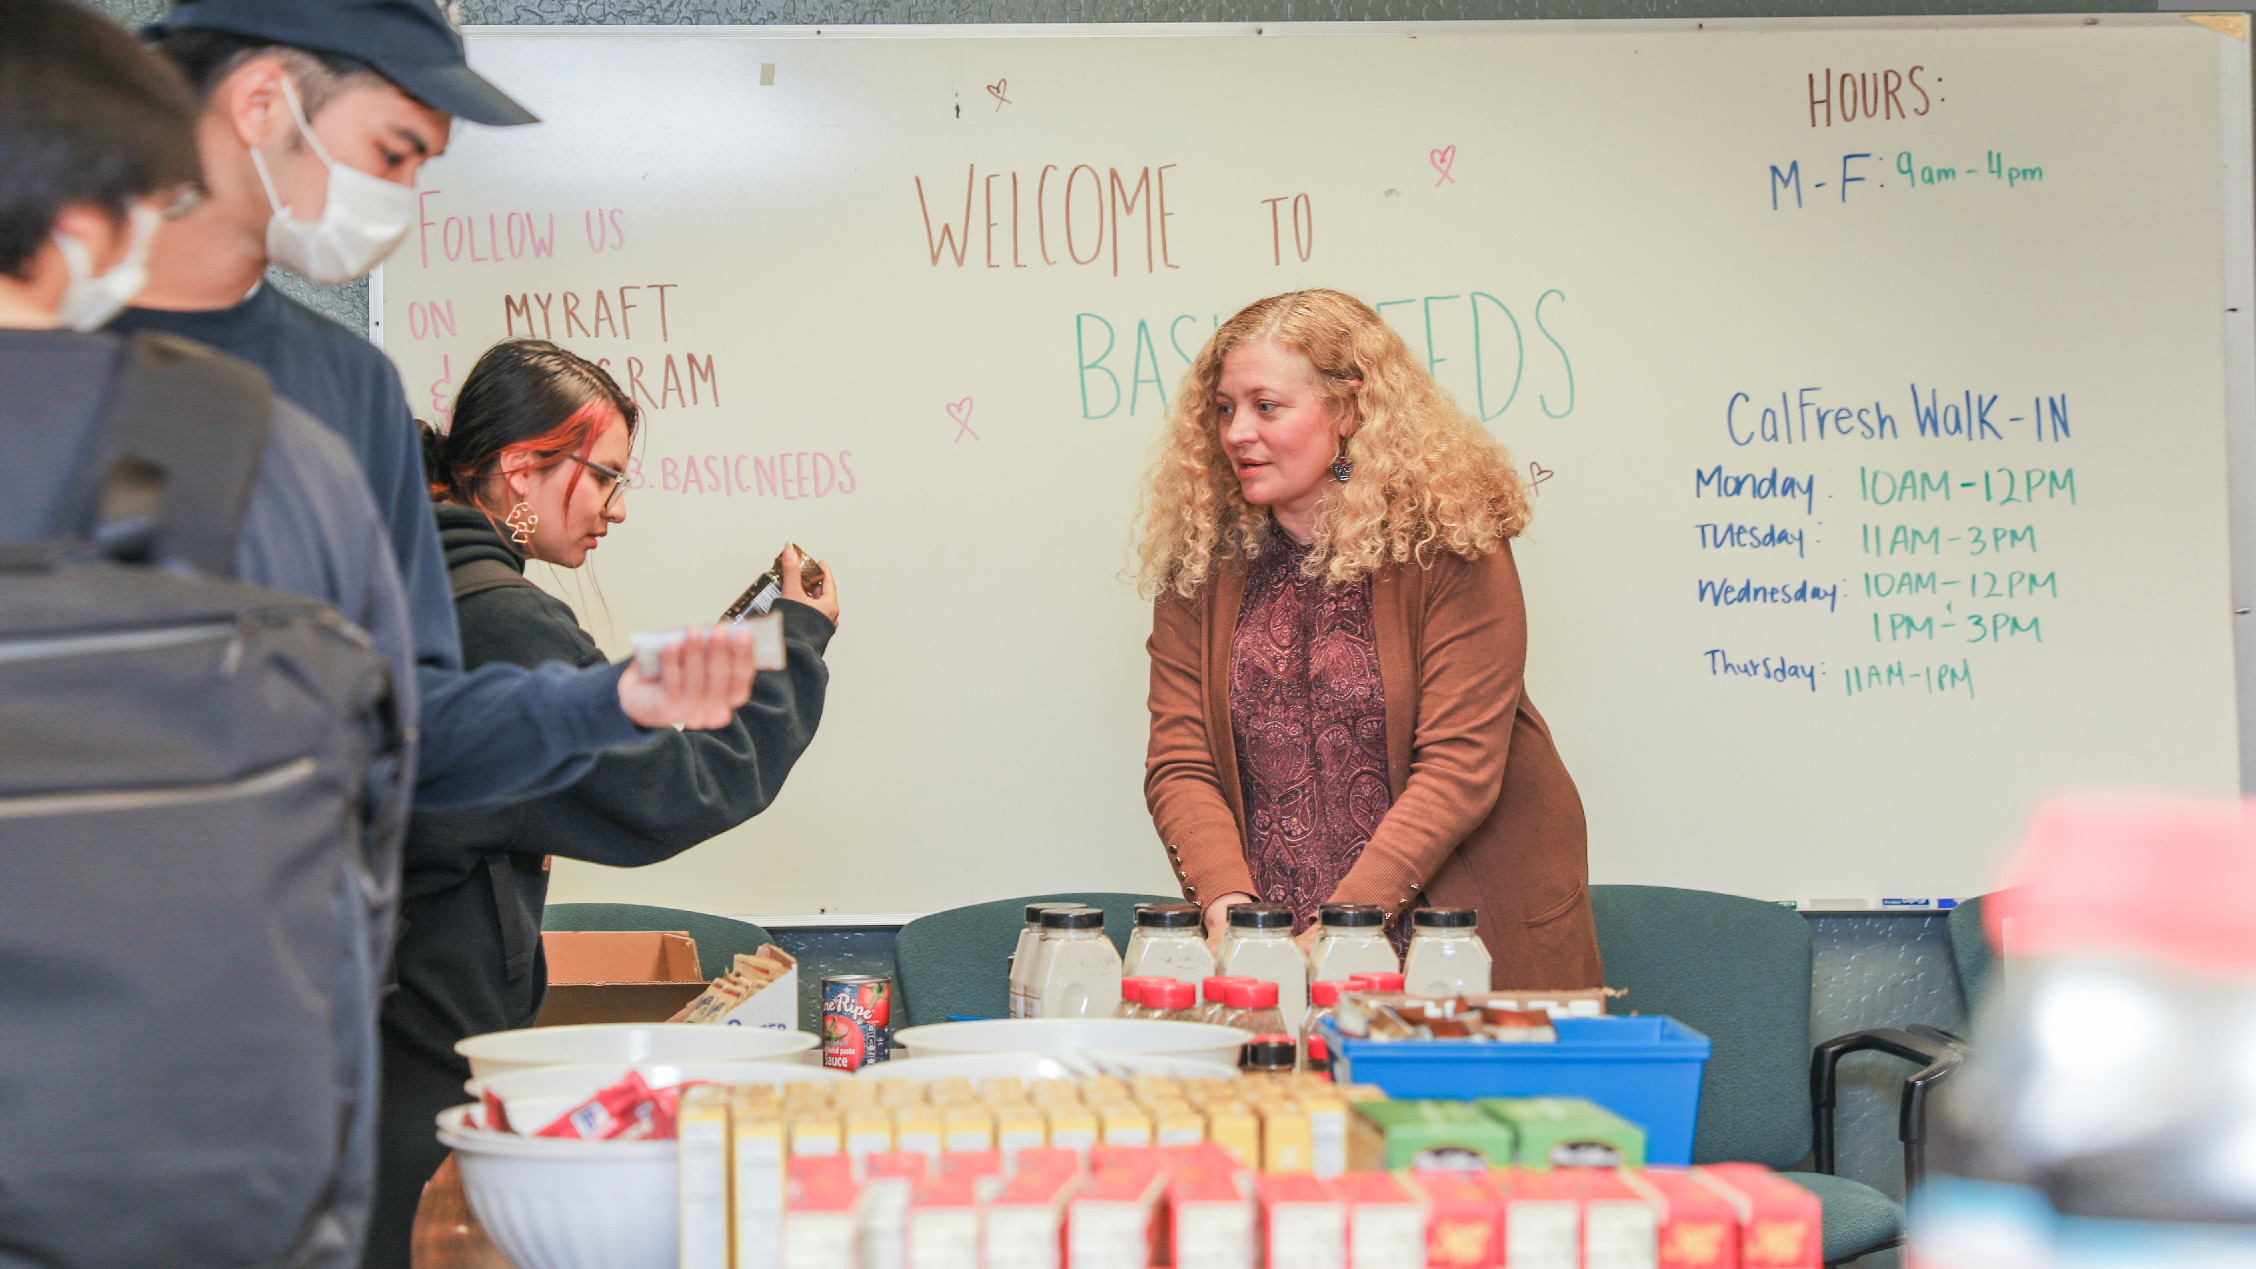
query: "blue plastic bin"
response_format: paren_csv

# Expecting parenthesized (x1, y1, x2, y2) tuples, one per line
(1322, 1015, 1712, 1165)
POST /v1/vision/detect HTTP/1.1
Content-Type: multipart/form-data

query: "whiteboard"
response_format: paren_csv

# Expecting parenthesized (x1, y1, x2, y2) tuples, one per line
(376, 17, 2251, 914)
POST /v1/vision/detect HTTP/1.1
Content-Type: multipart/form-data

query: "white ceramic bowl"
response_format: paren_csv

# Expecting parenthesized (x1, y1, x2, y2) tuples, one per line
(889, 1019, 1248, 1067)
(454, 1023, 817, 1079)
(438, 1104, 676, 1269)
(856, 1051, 1238, 1085)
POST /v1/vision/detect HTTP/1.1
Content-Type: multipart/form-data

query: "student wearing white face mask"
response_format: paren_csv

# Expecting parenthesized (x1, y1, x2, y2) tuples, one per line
(111, 0, 738, 813)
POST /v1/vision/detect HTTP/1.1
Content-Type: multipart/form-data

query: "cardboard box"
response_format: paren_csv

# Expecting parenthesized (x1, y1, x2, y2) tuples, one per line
(1476, 1097, 1647, 1171)
(698, 954, 801, 1032)
(1349, 1100, 1518, 1173)
(534, 930, 706, 1025)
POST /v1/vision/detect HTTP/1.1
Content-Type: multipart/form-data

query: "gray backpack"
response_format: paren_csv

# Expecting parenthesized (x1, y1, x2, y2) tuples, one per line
(0, 334, 408, 1269)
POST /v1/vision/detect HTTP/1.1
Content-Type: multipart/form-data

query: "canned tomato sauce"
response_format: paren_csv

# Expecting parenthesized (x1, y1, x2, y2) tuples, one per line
(820, 974, 893, 1071)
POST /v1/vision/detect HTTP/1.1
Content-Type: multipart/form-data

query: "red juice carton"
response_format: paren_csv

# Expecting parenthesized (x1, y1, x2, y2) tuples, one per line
(1335, 1171, 1426, 1269)
(1066, 1149, 1166, 1269)
(1694, 1165, 1823, 1269)
(940, 1149, 1004, 1181)
(864, 1152, 929, 1182)
(1159, 1141, 1245, 1180)
(1170, 1165, 1256, 1269)
(905, 1174, 982, 1269)
(1013, 1146, 1083, 1179)
(1621, 1169, 1740, 1269)
(1089, 1145, 1166, 1176)
(856, 1152, 927, 1269)
(1496, 1167, 1580, 1269)
(986, 1161, 1080, 1269)
(1572, 1168, 1660, 1269)
(1403, 1170, 1500, 1268)
(1259, 1173, 1347, 1269)
(782, 1156, 860, 1269)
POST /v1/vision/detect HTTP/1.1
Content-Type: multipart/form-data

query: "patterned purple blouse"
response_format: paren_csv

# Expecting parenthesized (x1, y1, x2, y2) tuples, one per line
(1229, 522, 1398, 942)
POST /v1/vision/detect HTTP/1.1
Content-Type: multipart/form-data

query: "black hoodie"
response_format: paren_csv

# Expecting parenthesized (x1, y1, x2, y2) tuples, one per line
(370, 502, 835, 1267)
(376, 503, 831, 1163)
(385, 503, 833, 1063)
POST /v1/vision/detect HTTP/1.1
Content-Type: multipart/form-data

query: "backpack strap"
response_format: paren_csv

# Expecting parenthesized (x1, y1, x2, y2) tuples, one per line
(449, 556, 537, 602)
(60, 332, 273, 576)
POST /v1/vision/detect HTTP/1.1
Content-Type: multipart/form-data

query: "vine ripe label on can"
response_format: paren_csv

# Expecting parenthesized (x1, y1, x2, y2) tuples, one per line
(820, 974, 893, 1071)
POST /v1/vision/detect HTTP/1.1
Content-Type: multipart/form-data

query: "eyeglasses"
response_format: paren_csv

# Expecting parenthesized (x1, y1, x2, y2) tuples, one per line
(158, 184, 206, 221)
(566, 453, 628, 511)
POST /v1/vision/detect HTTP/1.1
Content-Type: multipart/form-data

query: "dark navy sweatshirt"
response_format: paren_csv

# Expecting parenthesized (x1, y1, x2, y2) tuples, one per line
(112, 287, 646, 809)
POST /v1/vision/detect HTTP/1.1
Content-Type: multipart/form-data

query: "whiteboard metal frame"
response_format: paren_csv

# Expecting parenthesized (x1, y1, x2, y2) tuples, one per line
(366, 266, 384, 351)
(2215, 28, 2256, 791)
(461, 14, 2244, 38)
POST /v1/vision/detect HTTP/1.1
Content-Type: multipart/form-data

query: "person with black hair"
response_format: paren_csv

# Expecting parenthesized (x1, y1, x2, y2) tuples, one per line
(0, 3, 415, 1265)
(110, 0, 764, 809)
(370, 339, 839, 1267)
(4, 6, 769, 1266)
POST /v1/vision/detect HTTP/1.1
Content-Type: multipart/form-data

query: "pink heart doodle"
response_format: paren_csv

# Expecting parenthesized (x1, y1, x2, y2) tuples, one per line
(947, 397, 979, 442)
(1431, 145, 1457, 186)
(1528, 460, 1553, 493)
(986, 79, 1010, 110)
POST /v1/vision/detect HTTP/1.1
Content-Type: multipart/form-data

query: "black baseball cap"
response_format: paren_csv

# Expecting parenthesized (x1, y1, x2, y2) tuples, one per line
(149, 0, 537, 126)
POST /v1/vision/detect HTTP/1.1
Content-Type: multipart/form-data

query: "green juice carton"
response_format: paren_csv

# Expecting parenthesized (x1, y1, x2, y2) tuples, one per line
(1475, 1097, 1646, 1170)
(1346, 1099, 1519, 1173)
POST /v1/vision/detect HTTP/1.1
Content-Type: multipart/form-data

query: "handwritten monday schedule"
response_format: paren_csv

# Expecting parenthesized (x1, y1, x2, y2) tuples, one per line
(381, 21, 2241, 908)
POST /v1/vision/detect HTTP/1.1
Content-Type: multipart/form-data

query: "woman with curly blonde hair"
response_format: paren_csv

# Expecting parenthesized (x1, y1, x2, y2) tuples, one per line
(1141, 289, 1601, 993)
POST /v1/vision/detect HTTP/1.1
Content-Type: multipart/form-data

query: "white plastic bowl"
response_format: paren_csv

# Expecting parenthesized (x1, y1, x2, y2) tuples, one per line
(466, 1057, 849, 1102)
(454, 1023, 817, 1078)
(857, 1051, 1239, 1085)
(889, 1018, 1248, 1067)
(438, 1104, 676, 1269)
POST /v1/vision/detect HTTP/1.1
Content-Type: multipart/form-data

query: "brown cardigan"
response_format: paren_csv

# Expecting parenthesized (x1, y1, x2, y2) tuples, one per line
(1144, 539, 1603, 991)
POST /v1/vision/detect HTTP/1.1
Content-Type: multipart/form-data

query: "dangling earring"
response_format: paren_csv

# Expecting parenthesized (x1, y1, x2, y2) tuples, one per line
(504, 501, 538, 545)
(1331, 440, 1354, 484)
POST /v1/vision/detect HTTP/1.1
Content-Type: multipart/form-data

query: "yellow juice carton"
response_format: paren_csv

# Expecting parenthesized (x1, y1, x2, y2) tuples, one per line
(677, 1085, 732, 1269)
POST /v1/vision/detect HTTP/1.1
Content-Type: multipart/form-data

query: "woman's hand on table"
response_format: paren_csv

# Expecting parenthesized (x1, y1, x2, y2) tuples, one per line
(782, 545, 840, 626)
(1203, 891, 1254, 955)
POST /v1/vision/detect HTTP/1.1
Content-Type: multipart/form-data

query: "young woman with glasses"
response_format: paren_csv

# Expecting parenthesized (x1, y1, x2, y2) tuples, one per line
(378, 339, 841, 1267)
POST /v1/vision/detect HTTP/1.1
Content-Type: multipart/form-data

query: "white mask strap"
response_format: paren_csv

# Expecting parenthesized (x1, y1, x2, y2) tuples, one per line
(276, 77, 342, 170)
(247, 76, 333, 220)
